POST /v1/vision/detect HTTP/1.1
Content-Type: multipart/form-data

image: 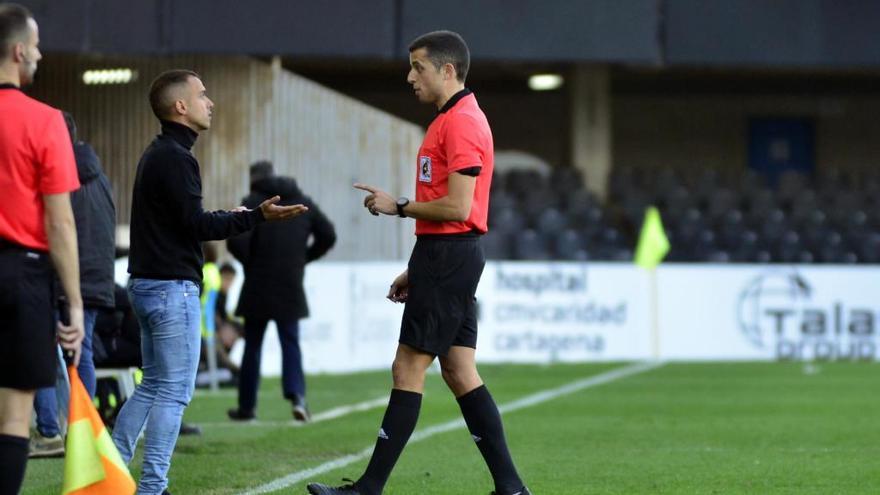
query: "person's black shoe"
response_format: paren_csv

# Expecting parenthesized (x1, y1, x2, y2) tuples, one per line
(292, 396, 311, 423)
(491, 488, 531, 495)
(306, 479, 361, 494)
(227, 408, 256, 421)
(179, 422, 202, 436)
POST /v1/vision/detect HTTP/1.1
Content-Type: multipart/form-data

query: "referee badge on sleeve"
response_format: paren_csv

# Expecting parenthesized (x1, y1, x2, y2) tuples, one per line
(419, 156, 432, 183)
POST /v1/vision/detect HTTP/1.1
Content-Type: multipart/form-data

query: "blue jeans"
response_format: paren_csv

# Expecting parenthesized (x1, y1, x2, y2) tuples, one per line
(111, 279, 200, 495)
(238, 317, 304, 412)
(33, 308, 98, 437)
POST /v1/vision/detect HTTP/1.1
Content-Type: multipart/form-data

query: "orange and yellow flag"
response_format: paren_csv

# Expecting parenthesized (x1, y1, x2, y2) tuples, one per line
(62, 367, 136, 495)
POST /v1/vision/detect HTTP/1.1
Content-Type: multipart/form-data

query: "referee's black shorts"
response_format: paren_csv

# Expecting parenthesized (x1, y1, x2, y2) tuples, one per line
(399, 233, 485, 357)
(0, 241, 57, 390)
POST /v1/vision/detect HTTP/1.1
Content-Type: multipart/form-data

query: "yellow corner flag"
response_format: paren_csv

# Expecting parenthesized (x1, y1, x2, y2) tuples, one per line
(62, 367, 136, 495)
(634, 206, 670, 269)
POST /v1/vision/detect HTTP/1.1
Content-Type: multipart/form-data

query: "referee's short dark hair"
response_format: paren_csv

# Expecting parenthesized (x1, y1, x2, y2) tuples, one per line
(0, 3, 32, 61)
(409, 30, 470, 83)
(149, 69, 199, 120)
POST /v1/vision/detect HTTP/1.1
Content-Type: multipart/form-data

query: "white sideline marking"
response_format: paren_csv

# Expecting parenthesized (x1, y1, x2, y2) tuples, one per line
(239, 360, 665, 495)
(198, 397, 389, 428)
(194, 390, 238, 398)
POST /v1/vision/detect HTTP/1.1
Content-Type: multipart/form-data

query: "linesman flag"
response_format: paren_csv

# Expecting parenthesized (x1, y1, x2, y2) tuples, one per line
(62, 367, 136, 495)
(634, 206, 670, 269)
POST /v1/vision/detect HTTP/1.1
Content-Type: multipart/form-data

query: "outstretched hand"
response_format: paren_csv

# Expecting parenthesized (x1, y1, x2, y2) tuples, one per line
(354, 183, 396, 216)
(258, 195, 308, 221)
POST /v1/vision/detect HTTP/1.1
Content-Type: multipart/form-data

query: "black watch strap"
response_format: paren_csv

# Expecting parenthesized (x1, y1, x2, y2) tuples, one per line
(397, 198, 409, 217)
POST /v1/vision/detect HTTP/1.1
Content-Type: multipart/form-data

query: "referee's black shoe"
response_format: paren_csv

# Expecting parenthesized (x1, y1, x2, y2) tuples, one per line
(306, 479, 361, 494)
(491, 488, 532, 495)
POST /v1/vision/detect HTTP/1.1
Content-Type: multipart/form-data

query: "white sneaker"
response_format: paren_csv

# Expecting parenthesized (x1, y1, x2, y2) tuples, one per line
(29, 432, 64, 458)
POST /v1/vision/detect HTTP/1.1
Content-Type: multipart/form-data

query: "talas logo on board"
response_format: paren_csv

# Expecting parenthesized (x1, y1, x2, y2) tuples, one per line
(736, 269, 876, 361)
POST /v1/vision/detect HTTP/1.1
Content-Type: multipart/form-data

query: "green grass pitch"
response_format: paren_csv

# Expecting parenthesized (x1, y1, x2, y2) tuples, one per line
(21, 361, 880, 494)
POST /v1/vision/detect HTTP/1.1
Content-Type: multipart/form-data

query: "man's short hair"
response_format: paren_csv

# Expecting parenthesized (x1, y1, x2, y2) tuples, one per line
(408, 30, 470, 83)
(148, 69, 199, 120)
(250, 160, 274, 184)
(0, 3, 32, 62)
(219, 263, 236, 275)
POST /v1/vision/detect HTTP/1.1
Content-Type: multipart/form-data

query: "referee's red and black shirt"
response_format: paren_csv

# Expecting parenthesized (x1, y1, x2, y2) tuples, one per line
(414, 89, 493, 236)
(0, 84, 78, 251)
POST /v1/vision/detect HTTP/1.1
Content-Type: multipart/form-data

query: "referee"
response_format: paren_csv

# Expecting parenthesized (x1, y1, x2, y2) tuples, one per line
(308, 31, 530, 495)
(0, 5, 84, 493)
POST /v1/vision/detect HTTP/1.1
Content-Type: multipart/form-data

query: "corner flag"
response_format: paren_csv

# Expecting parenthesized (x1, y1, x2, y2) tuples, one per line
(634, 206, 670, 269)
(62, 367, 136, 495)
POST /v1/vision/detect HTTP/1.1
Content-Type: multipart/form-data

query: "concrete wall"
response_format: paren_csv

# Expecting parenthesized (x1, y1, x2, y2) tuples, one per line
(26, 55, 422, 260)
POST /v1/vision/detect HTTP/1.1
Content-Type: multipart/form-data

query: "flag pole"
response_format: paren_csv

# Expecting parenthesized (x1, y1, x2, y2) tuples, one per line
(650, 267, 660, 359)
(634, 206, 670, 361)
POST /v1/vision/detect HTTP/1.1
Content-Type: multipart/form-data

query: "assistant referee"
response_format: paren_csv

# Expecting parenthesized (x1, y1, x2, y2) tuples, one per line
(308, 31, 530, 495)
(0, 4, 84, 493)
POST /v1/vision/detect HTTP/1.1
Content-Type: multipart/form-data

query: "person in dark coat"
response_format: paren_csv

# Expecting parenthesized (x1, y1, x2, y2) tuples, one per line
(65, 111, 118, 388)
(93, 284, 142, 368)
(31, 111, 117, 457)
(226, 161, 336, 422)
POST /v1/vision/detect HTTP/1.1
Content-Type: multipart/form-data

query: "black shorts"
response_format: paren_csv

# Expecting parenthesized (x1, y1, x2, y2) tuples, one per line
(399, 234, 485, 357)
(0, 243, 57, 390)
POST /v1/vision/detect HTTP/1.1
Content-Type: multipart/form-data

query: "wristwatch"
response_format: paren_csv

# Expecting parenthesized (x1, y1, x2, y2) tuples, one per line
(396, 197, 410, 217)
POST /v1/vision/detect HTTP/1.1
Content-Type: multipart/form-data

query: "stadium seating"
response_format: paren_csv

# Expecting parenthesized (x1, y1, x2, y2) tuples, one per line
(488, 165, 875, 263)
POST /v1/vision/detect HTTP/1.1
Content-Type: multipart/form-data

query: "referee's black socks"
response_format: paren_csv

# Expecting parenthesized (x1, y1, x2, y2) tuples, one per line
(457, 385, 525, 495)
(0, 434, 29, 495)
(356, 389, 422, 494)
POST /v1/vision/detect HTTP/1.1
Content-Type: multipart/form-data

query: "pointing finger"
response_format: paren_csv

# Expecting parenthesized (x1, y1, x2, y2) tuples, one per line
(353, 183, 379, 194)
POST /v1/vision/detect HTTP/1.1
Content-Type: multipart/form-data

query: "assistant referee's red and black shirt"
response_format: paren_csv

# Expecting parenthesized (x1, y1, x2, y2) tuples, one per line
(0, 84, 79, 251)
(414, 89, 494, 236)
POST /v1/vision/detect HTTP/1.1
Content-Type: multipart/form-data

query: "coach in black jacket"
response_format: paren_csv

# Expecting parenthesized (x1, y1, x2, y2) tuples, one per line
(227, 161, 336, 422)
(113, 71, 307, 495)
